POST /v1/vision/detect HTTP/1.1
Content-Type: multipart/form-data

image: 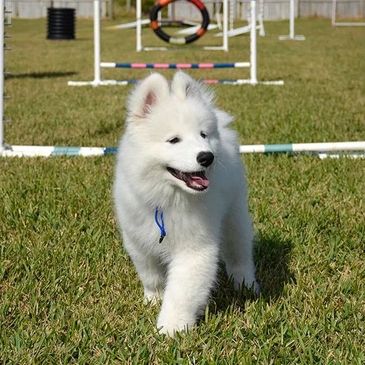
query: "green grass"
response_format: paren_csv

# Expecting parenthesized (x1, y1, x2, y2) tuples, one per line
(1, 18, 365, 364)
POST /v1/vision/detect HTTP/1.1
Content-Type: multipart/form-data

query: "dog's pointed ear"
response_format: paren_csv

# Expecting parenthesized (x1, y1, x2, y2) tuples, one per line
(215, 109, 234, 127)
(171, 71, 214, 104)
(128, 73, 169, 121)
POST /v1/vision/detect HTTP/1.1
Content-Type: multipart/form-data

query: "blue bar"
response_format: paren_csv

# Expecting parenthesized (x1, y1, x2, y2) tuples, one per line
(264, 144, 294, 153)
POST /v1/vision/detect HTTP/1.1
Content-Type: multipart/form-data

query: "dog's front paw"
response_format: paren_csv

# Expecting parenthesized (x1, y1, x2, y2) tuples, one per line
(247, 279, 260, 295)
(157, 312, 195, 337)
(233, 277, 260, 296)
(143, 290, 162, 305)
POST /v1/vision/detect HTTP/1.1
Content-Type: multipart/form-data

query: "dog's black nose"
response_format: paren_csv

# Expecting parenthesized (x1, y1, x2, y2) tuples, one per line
(197, 151, 214, 167)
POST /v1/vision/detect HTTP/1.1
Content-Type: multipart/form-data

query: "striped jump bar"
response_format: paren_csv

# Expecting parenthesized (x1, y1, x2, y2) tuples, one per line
(0, 146, 118, 157)
(100, 62, 250, 69)
(1, 142, 364, 158)
(239, 141, 365, 154)
(68, 79, 265, 86)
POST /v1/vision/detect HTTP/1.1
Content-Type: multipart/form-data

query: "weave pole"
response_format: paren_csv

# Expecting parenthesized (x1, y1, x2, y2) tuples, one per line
(2, 142, 364, 158)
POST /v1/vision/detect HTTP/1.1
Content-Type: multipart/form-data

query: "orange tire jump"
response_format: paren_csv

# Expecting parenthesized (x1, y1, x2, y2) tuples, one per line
(149, 0, 210, 44)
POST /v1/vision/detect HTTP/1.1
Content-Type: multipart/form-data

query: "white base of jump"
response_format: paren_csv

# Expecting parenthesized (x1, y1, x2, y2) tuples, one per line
(279, 34, 305, 41)
(68, 80, 132, 86)
(216, 25, 264, 37)
(109, 19, 150, 30)
(332, 22, 365, 26)
(177, 23, 220, 35)
(203, 46, 228, 51)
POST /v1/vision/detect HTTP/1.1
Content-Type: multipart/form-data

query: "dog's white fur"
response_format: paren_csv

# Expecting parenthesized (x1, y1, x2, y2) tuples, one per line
(114, 72, 258, 336)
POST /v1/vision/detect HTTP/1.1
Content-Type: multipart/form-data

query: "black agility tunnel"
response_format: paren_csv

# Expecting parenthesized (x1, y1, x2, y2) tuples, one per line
(47, 8, 75, 40)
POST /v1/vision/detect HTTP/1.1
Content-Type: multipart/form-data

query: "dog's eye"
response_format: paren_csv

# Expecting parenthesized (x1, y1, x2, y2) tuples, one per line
(167, 137, 181, 144)
(200, 132, 207, 139)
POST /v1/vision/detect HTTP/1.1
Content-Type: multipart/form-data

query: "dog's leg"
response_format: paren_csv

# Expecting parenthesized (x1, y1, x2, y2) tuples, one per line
(222, 202, 260, 294)
(157, 246, 218, 336)
(125, 241, 165, 304)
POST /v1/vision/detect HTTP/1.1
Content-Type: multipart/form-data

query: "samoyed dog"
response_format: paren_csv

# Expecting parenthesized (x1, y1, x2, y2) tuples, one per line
(114, 72, 259, 336)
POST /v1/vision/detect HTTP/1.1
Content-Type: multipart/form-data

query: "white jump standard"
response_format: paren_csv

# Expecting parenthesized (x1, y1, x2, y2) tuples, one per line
(0, 0, 5, 154)
(68, 0, 284, 87)
(331, 0, 365, 26)
(279, 0, 305, 41)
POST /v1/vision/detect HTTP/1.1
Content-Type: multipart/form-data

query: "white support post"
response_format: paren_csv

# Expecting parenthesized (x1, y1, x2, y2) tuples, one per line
(223, 0, 229, 51)
(258, 0, 265, 36)
(0, 0, 4, 152)
(250, 0, 257, 85)
(331, 0, 365, 26)
(331, 0, 337, 26)
(93, 0, 101, 85)
(68, 0, 103, 86)
(136, 0, 142, 51)
(205, 0, 229, 51)
(229, 0, 235, 31)
(279, 0, 305, 40)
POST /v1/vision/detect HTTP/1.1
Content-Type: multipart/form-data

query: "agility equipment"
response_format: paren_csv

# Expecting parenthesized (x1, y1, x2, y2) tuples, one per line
(138, 0, 228, 51)
(239, 141, 365, 154)
(100, 62, 250, 69)
(149, 0, 210, 45)
(68, 0, 284, 87)
(331, 0, 365, 26)
(279, 0, 305, 41)
(0, 5, 3, 153)
(215, 0, 265, 37)
(2, 142, 365, 158)
(0, 0, 363, 160)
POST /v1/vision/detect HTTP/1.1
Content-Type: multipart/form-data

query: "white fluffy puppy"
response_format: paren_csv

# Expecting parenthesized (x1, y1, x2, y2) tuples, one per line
(114, 72, 259, 336)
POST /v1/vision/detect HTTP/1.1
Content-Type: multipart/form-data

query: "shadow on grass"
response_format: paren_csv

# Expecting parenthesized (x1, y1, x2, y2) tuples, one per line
(209, 233, 294, 313)
(6, 71, 77, 79)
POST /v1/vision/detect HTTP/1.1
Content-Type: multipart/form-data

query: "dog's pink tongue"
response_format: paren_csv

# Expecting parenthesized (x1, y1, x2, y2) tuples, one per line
(190, 175, 209, 188)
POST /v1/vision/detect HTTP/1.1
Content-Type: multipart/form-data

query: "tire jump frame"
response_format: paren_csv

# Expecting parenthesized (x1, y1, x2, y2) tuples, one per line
(68, 0, 284, 87)
(138, 0, 228, 51)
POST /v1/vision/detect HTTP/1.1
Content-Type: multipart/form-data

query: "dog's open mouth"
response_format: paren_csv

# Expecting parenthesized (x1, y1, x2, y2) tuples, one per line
(167, 167, 209, 191)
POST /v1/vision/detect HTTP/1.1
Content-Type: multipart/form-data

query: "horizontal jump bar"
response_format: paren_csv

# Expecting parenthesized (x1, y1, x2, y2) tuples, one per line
(100, 62, 250, 69)
(239, 141, 365, 153)
(2, 142, 365, 157)
(68, 79, 284, 86)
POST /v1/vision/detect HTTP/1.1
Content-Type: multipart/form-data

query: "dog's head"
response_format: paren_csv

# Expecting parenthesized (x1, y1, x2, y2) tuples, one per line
(125, 72, 232, 195)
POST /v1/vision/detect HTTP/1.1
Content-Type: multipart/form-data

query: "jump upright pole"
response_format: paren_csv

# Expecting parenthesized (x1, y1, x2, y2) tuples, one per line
(0, 0, 4, 153)
(68, 0, 102, 86)
(331, 0, 365, 26)
(279, 0, 305, 40)
(250, 0, 257, 84)
(93, 0, 101, 85)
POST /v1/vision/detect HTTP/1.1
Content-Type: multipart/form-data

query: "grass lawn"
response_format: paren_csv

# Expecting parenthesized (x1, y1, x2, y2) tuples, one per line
(1, 16, 364, 364)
